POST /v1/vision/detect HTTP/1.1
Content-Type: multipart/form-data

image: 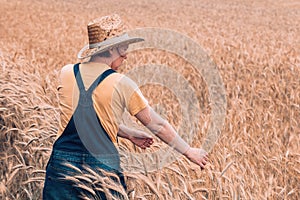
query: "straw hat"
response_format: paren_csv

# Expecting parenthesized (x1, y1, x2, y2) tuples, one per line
(77, 14, 144, 59)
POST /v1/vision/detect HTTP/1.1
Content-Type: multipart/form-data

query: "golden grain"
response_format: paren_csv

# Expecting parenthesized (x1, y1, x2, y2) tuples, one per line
(1, 0, 299, 199)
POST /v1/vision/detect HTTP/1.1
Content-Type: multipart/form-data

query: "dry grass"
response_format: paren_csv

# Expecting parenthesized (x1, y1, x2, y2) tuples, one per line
(0, 0, 299, 199)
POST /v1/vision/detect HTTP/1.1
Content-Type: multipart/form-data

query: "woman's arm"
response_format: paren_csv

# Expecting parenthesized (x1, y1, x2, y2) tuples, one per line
(117, 124, 154, 149)
(135, 106, 209, 169)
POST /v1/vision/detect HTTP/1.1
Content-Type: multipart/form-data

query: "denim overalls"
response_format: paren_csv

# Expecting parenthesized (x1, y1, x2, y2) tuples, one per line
(43, 63, 126, 199)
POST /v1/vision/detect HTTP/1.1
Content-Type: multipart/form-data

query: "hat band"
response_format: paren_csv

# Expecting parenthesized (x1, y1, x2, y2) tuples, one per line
(89, 33, 129, 49)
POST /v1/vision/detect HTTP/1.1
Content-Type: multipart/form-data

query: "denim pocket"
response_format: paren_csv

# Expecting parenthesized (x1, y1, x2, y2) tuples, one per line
(48, 159, 81, 175)
(43, 172, 75, 200)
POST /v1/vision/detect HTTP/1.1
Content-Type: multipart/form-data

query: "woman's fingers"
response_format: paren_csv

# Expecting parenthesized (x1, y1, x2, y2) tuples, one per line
(203, 155, 209, 161)
(199, 162, 205, 170)
(136, 138, 154, 149)
(144, 139, 154, 147)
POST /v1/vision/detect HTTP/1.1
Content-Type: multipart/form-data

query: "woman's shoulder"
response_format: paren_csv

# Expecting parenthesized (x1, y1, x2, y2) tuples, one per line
(114, 74, 137, 86)
(61, 64, 74, 74)
(112, 74, 141, 94)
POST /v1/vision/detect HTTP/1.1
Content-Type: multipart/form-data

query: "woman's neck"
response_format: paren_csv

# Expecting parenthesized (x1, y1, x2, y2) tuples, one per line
(89, 56, 113, 67)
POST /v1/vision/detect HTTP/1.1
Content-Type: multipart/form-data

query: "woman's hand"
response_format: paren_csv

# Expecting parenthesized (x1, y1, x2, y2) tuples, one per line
(184, 148, 209, 170)
(129, 131, 154, 149)
(118, 124, 154, 149)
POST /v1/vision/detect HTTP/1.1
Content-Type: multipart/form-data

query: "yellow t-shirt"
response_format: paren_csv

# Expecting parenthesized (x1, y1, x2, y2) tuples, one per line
(56, 62, 148, 143)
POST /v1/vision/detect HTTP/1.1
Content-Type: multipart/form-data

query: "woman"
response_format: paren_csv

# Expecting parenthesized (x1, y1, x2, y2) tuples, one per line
(43, 14, 208, 199)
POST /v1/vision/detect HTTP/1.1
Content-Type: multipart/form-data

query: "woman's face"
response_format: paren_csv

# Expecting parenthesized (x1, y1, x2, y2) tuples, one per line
(110, 44, 129, 70)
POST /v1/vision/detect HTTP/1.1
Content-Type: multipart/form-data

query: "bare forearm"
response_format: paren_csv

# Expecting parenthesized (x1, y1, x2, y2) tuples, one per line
(154, 120, 190, 154)
(136, 106, 190, 154)
(118, 124, 152, 139)
(117, 124, 132, 140)
(135, 106, 209, 169)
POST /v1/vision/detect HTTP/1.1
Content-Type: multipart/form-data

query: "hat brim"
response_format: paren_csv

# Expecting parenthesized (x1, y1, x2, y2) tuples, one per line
(77, 33, 144, 59)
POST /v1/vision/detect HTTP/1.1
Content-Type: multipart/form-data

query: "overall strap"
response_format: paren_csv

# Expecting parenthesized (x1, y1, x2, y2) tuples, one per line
(87, 68, 116, 93)
(73, 63, 116, 93)
(73, 63, 85, 91)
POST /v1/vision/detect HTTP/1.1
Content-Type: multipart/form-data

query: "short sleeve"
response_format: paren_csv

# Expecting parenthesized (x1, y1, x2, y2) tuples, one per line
(128, 89, 148, 116)
(116, 75, 148, 116)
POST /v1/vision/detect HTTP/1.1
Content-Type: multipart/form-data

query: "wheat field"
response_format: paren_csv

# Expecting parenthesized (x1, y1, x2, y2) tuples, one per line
(0, 0, 299, 199)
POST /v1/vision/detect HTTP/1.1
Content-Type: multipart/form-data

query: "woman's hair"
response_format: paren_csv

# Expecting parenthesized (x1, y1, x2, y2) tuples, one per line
(89, 50, 112, 62)
(95, 50, 111, 58)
